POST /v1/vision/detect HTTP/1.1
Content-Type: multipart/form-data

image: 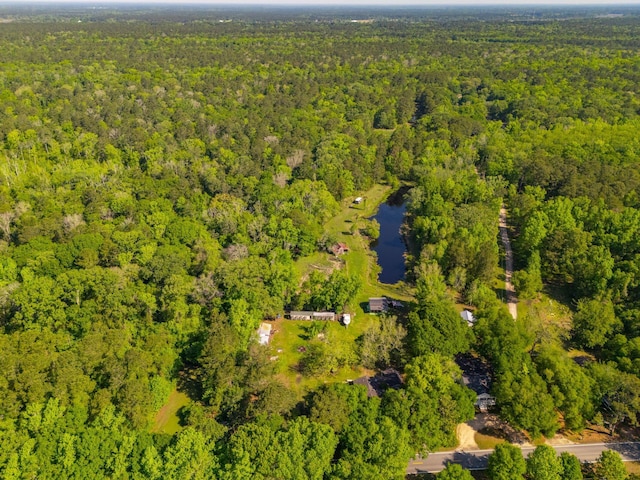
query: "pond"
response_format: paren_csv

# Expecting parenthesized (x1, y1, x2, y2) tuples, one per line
(370, 187, 409, 284)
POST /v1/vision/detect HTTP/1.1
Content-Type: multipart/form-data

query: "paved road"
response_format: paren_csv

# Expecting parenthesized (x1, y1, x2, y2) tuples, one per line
(407, 442, 640, 474)
(499, 205, 517, 320)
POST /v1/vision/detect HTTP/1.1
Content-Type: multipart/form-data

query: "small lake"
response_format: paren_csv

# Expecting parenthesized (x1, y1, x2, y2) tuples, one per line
(371, 188, 409, 284)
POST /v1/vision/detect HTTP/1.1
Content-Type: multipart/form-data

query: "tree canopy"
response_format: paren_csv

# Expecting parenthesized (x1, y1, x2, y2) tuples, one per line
(1, 5, 640, 477)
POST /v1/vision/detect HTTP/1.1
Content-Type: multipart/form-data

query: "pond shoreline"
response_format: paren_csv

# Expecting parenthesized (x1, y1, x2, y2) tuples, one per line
(370, 186, 411, 285)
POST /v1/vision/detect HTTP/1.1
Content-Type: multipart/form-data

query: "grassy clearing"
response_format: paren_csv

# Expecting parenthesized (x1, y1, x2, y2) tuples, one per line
(517, 290, 573, 335)
(271, 183, 415, 397)
(268, 317, 377, 397)
(563, 424, 612, 444)
(294, 184, 391, 284)
(567, 348, 595, 362)
(151, 389, 190, 435)
(626, 461, 640, 474)
(294, 251, 335, 281)
(474, 431, 506, 449)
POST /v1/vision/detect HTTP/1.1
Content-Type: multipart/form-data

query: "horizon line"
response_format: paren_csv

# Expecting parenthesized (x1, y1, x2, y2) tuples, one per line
(2, 1, 640, 5)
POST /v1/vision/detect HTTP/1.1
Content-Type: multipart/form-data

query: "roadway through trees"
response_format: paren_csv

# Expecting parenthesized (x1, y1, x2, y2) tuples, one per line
(407, 442, 640, 474)
(500, 205, 518, 320)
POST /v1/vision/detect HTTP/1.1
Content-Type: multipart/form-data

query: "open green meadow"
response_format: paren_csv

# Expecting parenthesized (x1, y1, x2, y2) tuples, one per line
(270, 183, 415, 396)
(152, 389, 190, 435)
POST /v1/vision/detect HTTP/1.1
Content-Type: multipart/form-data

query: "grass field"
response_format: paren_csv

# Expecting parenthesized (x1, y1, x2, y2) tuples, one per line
(626, 461, 640, 475)
(474, 431, 506, 450)
(268, 317, 377, 396)
(151, 389, 190, 435)
(518, 290, 572, 325)
(272, 183, 416, 397)
(517, 289, 573, 344)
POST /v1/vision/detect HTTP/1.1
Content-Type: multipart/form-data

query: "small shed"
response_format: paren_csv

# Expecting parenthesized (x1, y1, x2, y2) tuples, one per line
(331, 242, 349, 256)
(354, 197, 363, 204)
(368, 297, 388, 313)
(460, 309, 476, 326)
(257, 322, 272, 345)
(287, 311, 336, 321)
(341, 313, 351, 326)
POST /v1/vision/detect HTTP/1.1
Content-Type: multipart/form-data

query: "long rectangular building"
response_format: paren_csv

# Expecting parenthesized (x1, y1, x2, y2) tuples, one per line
(287, 311, 336, 321)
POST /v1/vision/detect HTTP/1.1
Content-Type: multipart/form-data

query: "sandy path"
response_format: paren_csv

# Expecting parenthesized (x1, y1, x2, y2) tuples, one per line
(457, 422, 480, 450)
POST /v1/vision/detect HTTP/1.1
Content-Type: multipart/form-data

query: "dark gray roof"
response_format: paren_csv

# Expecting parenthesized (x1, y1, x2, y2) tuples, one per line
(353, 377, 378, 398)
(456, 353, 492, 395)
(369, 297, 387, 310)
(353, 368, 403, 398)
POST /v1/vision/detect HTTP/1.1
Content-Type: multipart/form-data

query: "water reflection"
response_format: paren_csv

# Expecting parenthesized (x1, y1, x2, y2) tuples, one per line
(370, 188, 408, 284)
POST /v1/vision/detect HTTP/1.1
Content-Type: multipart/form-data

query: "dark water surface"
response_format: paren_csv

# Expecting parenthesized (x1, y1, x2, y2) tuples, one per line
(371, 188, 408, 284)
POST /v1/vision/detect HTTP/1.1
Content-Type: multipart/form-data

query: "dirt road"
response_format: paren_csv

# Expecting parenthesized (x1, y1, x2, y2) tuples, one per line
(499, 206, 517, 320)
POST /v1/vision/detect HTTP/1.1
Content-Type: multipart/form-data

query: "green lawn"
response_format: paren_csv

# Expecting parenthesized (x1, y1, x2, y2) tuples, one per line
(151, 389, 190, 435)
(293, 251, 335, 280)
(474, 431, 506, 450)
(268, 317, 376, 397)
(271, 183, 415, 397)
(297, 182, 415, 314)
(517, 289, 573, 334)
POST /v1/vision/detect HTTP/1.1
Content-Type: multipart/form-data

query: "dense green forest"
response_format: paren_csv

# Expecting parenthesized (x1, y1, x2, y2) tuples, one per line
(1, 6, 640, 479)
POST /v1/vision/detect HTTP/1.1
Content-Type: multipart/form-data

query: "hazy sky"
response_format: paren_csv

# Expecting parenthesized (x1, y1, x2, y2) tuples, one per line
(14, 0, 640, 4)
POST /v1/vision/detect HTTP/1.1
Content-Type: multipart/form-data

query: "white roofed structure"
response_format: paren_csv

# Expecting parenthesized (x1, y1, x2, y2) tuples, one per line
(460, 309, 476, 326)
(258, 322, 272, 345)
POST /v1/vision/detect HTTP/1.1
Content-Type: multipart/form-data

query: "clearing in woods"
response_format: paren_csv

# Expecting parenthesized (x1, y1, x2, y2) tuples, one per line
(152, 389, 190, 435)
(274, 183, 415, 396)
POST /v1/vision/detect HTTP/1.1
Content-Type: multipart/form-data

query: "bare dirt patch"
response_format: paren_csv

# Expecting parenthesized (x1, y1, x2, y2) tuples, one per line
(545, 434, 576, 446)
(564, 423, 640, 444)
(472, 413, 534, 446)
(457, 414, 518, 451)
(457, 422, 479, 450)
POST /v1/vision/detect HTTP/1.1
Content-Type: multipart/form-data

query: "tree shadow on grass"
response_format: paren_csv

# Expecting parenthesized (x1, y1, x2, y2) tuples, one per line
(542, 282, 575, 308)
(359, 300, 371, 313)
(176, 367, 204, 402)
(299, 322, 326, 341)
